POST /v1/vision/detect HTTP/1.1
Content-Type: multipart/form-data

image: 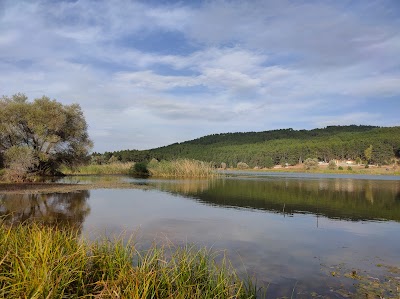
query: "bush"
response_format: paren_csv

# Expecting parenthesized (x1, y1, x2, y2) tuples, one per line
(3, 146, 39, 182)
(338, 166, 343, 170)
(237, 162, 249, 169)
(107, 155, 119, 164)
(347, 166, 352, 171)
(129, 162, 150, 177)
(328, 160, 337, 170)
(303, 158, 319, 170)
(365, 164, 369, 168)
(264, 157, 274, 169)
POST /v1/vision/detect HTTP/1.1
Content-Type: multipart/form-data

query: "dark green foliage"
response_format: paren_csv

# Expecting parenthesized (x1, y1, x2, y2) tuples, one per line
(338, 166, 344, 170)
(129, 162, 150, 176)
(365, 164, 370, 168)
(264, 157, 274, 169)
(96, 126, 400, 168)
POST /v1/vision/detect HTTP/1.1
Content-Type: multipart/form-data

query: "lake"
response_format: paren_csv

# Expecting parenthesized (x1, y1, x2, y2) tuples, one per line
(1, 172, 400, 298)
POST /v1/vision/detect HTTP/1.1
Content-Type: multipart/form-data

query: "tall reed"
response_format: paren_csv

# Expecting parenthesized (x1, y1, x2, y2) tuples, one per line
(148, 159, 217, 178)
(0, 222, 257, 298)
(61, 162, 134, 175)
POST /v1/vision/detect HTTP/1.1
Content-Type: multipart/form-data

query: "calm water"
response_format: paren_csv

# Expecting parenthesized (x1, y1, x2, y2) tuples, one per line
(1, 172, 400, 297)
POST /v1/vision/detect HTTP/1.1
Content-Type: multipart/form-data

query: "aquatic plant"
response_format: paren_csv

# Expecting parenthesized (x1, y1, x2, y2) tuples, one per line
(148, 159, 217, 178)
(61, 162, 133, 175)
(0, 221, 256, 298)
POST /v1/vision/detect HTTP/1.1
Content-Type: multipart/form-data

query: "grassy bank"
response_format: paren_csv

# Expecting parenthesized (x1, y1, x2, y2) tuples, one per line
(0, 222, 256, 298)
(148, 159, 217, 178)
(61, 162, 134, 175)
(61, 159, 217, 178)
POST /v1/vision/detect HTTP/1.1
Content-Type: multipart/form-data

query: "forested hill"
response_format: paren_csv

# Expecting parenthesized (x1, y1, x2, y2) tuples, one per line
(95, 125, 400, 168)
(182, 125, 378, 146)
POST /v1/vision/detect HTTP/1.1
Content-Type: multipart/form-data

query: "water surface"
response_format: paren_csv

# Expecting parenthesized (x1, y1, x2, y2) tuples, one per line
(1, 173, 400, 297)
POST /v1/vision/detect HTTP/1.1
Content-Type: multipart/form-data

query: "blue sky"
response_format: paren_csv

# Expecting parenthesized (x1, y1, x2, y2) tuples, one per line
(1, 0, 399, 152)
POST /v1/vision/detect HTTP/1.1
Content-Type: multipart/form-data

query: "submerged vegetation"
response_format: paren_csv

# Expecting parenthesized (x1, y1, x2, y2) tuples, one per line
(0, 221, 257, 299)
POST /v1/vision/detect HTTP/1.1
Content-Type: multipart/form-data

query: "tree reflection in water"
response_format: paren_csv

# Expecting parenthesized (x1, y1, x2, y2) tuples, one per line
(0, 191, 90, 231)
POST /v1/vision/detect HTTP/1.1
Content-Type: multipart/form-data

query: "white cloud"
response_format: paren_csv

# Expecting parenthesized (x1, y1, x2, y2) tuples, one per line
(0, 0, 399, 151)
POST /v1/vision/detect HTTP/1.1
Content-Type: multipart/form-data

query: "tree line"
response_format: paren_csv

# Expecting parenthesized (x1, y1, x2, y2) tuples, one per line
(94, 125, 400, 168)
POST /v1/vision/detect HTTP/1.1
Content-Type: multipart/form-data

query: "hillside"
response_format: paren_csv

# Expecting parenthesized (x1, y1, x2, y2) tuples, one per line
(96, 125, 400, 168)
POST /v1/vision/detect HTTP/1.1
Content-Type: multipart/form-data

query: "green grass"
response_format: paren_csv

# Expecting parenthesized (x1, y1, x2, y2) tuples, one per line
(148, 159, 218, 178)
(0, 221, 257, 298)
(61, 162, 134, 175)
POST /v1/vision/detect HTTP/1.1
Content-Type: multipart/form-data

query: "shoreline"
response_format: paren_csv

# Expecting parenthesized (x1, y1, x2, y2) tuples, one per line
(221, 165, 400, 176)
(0, 181, 149, 194)
(1, 166, 399, 194)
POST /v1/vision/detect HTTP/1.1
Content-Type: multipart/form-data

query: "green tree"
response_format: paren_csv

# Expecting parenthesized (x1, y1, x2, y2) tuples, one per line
(364, 145, 373, 164)
(129, 162, 150, 176)
(0, 93, 92, 180)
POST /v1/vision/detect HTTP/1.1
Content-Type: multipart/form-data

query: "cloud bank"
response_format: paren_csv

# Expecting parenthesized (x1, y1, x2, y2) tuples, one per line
(1, 0, 399, 151)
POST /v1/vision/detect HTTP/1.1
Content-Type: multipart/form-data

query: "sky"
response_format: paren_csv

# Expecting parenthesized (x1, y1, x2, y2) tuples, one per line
(0, 0, 399, 152)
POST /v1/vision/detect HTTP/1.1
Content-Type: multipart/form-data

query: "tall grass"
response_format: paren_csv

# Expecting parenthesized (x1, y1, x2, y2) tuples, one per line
(61, 162, 134, 175)
(149, 159, 217, 178)
(0, 222, 257, 298)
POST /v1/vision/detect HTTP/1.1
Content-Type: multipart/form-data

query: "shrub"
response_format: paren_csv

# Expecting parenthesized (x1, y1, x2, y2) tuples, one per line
(328, 160, 337, 170)
(107, 155, 119, 164)
(237, 162, 249, 169)
(3, 146, 38, 182)
(365, 164, 369, 168)
(129, 162, 150, 177)
(347, 166, 352, 171)
(303, 158, 319, 170)
(264, 157, 274, 169)
(338, 166, 343, 170)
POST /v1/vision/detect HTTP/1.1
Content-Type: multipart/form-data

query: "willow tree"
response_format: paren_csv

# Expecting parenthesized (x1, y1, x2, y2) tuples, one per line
(0, 93, 92, 181)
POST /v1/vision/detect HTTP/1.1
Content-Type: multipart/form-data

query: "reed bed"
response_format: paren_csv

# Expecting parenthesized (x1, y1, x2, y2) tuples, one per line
(0, 222, 257, 298)
(61, 162, 134, 175)
(148, 159, 217, 178)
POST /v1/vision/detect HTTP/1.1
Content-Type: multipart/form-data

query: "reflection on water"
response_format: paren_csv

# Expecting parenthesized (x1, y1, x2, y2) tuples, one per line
(1, 174, 400, 297)
(0, 191, 90, 230)
(145, 177, 400, 222)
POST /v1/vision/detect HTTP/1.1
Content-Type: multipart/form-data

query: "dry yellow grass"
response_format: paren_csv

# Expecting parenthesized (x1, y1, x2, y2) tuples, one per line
(148, 159, 217, 178)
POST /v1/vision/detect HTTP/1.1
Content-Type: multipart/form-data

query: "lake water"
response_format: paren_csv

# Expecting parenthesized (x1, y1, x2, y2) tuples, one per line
(1, 172, 400, 298)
